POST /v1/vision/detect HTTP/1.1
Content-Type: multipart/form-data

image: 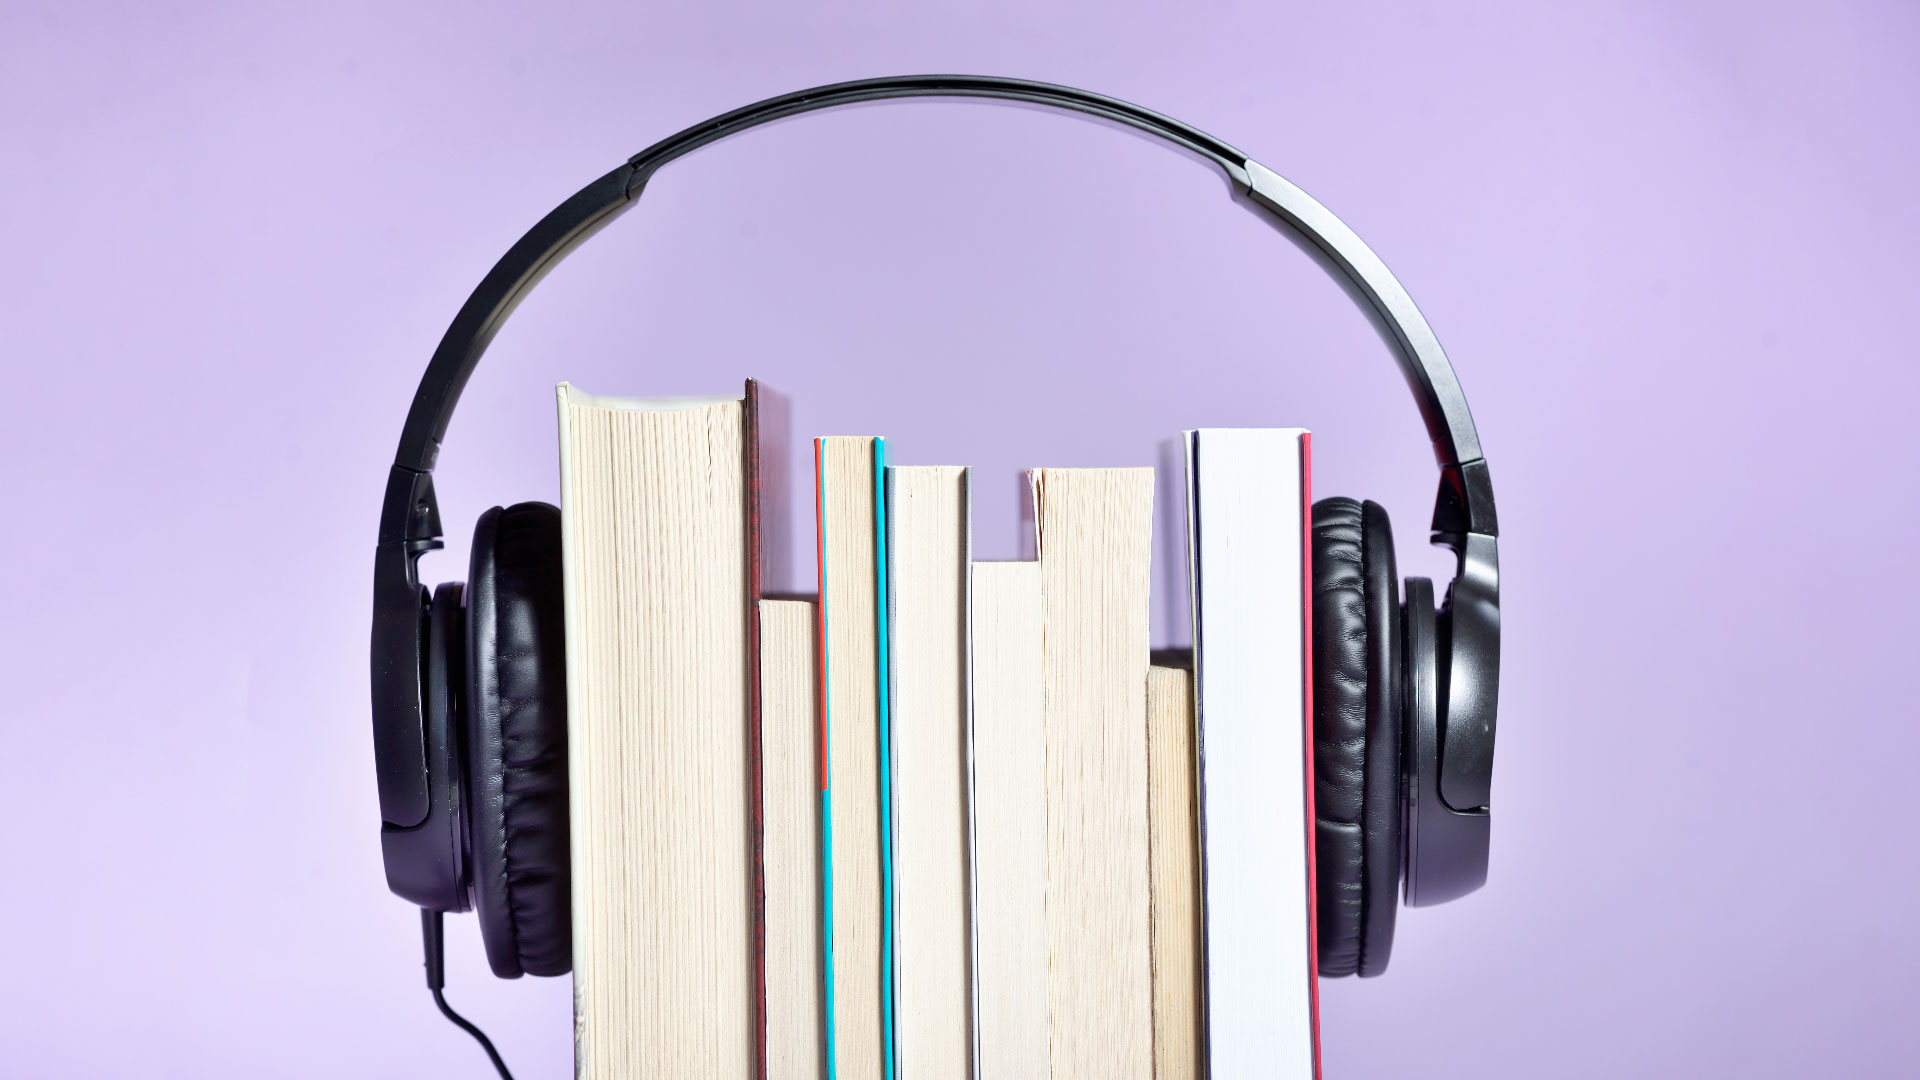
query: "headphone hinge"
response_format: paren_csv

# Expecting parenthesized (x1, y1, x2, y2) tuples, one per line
(1431, 458, 1498, 539)
(379, 465, 445, 547)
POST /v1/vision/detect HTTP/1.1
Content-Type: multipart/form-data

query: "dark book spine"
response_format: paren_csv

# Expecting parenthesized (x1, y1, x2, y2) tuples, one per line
(744, 378, 769, 1080)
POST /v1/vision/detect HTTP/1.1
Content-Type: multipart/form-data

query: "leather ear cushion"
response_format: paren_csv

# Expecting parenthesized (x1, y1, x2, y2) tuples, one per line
(466, 502, 572, 979)
(1353, 498, 1402, 976)
(1311, 497, 1403, 977)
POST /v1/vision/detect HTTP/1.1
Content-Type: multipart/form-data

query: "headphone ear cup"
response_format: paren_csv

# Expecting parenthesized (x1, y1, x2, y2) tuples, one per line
(379, 581, 473, 914)
(1311, 497, 1403, 977)
(466, 502, 572, 978)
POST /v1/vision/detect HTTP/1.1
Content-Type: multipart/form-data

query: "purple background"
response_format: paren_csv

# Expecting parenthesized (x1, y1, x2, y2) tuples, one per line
(3, 2, 1916, 1077)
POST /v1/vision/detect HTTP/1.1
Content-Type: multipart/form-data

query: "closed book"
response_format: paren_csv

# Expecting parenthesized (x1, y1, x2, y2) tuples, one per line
(815, 436, 893, 1080)
(557, 384, 757, 1078)
(968, 560, 1048, 1080)
(764, 597, 825, 1080)
(1147, 662, 1201, 1080)
(1182, 428, 1320, 1079)
(885, 465, 974, 1080)
(1032, 467, 1156, 1080)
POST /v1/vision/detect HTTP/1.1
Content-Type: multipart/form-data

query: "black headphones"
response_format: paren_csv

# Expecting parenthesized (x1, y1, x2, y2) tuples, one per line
(371, 75, 1500, 1009)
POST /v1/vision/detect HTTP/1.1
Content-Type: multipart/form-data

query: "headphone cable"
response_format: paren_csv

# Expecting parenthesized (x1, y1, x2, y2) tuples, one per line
(422, 908, 516, 1080)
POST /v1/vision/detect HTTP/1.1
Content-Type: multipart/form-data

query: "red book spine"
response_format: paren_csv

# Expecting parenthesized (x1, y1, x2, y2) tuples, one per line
(812, 437, 835, 1074)
(813, 439, 830, 793)
(1300, 432, 1322, 1079)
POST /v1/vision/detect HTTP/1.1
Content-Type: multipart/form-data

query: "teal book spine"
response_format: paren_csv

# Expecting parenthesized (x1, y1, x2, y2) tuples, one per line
(874, 438, 897, 1080)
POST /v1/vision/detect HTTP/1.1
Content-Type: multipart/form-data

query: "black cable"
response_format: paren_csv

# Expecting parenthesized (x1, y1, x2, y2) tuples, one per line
(422, 909, 516, 1080)
(431, 986, 514, 1080)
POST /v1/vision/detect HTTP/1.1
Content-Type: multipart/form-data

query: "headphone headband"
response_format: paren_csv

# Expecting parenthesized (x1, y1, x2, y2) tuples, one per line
(372, 75, 1500, 834)
(384, 75, 1492, 535)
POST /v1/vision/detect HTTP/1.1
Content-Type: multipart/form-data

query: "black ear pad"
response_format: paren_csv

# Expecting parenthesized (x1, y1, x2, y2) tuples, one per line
(466, 502, 571, 978)
(1311, 497, 1403, 977)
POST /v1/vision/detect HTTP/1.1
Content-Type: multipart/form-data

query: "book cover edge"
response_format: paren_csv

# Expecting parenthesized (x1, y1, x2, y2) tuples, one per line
(814, 437, 837, 1080)
(1300, 431, 1323, 1080)
(745, 378, 769, 1080)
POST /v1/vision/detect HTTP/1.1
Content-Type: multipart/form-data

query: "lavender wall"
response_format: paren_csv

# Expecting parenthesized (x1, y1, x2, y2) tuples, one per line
(4, 2, 1916, 1077)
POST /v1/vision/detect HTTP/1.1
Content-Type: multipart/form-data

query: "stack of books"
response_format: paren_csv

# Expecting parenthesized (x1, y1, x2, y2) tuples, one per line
(557, 379, 1320, 1080)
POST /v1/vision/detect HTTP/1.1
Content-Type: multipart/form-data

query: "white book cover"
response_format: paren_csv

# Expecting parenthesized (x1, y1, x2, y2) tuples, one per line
(1184, 427, 1320, 1080)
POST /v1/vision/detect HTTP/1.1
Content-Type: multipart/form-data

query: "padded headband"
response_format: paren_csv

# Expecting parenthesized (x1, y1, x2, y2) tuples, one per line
(371, 74, 1501, 829)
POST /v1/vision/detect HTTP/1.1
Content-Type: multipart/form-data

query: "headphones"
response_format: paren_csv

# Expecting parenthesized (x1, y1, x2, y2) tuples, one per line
(371, 75, 1500, 1004)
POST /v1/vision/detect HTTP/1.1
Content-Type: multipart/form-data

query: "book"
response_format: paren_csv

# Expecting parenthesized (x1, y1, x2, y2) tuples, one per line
(815, 436, 893, 1080)
(556, 383, 757, 1078)
(1147, 662, 1201, 1080)
(1182, 428, 1320, 1079)
(763, 598, 825, 1080)
(885, 466, 974, 1080)
(1032, 467, 1157, 1080)
(967, 560, 1048, 1080)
